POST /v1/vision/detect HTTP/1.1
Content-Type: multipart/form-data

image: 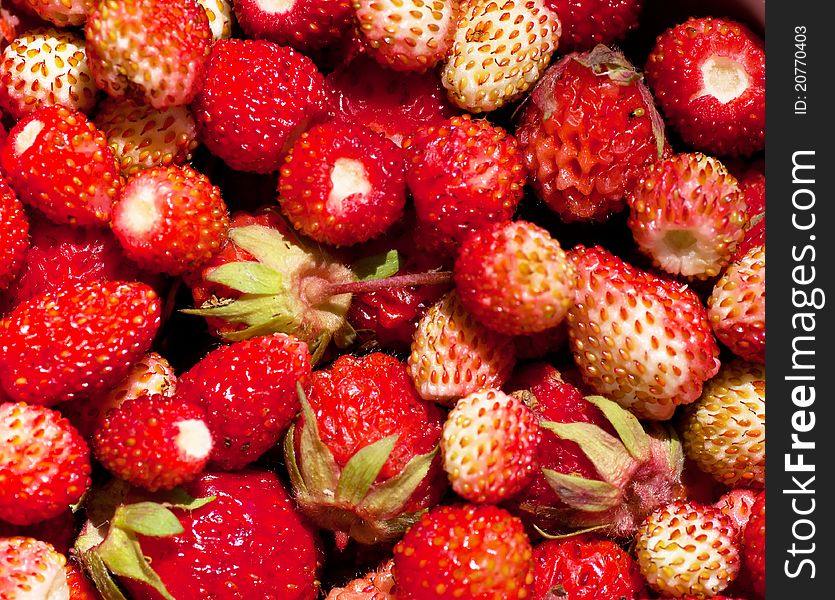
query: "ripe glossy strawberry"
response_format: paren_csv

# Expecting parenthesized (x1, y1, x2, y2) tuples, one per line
(627, 153, 748, 279)
(0, 510, 75, 555)
(326, 559, 395, 600)
(731, 161, 765, 260)
(196, 0, 234, 41)
(111, 165, 229, 276)
(679, 360, 765, 489)
(517, 45, 667, 222)
(442, 388, 540, 503)
(646, 17, 765, 157)
(714, 488, 758, 535)
(742, 491, 764, 597)
(1, 105, 122, 226)
(94, 96, 199, 176)
(19, 0, 94, 27)
(635, 501, 741, 598)
(443, 0, 560, 112)
(0, 174, 27, 291)
(65, 557, 102, 600)
(0, 280, 160, 405)
(326, 56, 459, 147)
(235, 0, 352, 52)
(708, 245, 765, 363)
(287, 352, 446, 545)
(354, 0, 455, 72)
(408, 291, 516, 405)
(0, 537, 69, 598)
(278, 120, 407, 246)
(567, 246, 720, 420)
(176, 333, 311, 470)
(0, 28, 96, 118)
(0, 403, 91, 526)
(85, 0, 211, 108)
(393, 503, 534, 599)
(533, 534, 646, 600)
(546, 0, 642, 51)
(94, 394, 213, 491)
(193, 39, 327, 174)
(454, 220, 575, 335)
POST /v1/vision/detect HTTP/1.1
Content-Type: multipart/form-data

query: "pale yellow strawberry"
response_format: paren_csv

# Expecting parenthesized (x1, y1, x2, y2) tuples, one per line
(195, 0, 234, 41)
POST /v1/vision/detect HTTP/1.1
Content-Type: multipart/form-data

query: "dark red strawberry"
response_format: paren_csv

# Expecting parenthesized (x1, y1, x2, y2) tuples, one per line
(742, 491, 764, 597)
(0, 173, 27, 291)
(545, 0, 643, 52)
(234, 0, 353, 52)
(0, 509, 75, 555)
(66, 556, 103, 600)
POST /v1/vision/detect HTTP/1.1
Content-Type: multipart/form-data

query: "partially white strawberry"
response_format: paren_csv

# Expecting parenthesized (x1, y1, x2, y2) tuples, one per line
(0, 537, 69, 599)
(714, 488, 758, 535)
(408, 290, 516, 405)
(442, 0, 561, 112)
(19, 0, 94, 27)
(354, 0, 456, 72)
(0, 28, 97, 119)
(196, 0, 234, 41)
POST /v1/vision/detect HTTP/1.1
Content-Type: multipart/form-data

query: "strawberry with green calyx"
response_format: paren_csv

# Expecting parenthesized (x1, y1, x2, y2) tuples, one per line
(285, 354, 446, 547)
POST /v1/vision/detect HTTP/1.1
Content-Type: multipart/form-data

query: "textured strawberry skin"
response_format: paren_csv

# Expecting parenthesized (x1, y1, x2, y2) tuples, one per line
(19, 0, 93, 28)
(234, 0, 353, 52)
(0, 510, 75, 555)
(545, 0, 642, 51)
(0, 174, 28, 291)
(742, 491, 765, 597)
(0, 537, 68, 599)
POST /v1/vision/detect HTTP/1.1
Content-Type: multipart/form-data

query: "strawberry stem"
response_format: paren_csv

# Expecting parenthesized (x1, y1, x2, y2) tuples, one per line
(325, 271, 452, 296)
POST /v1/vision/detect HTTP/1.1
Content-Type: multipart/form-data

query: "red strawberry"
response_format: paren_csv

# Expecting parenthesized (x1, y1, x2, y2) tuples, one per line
(278, 120, 407, 246)
(453, 220, 575, 335)
(1, 105, 122, 226)
(742, 491, 764, 597)
(731, 162, 765, 261)
(545, 0, 642, 52)
(176, 333, 311, 470)
(0, 28, 97, 119)
(110, 165, 230, 276)
(567, 246, 720, 420)
(533, 534, 646, 600)
(714, 488, 758, 535)
(393, 503, 535, 599)
(286, 352, 446, 545)
(404, 114, 527, 253)
(234, 0, 353, 52)
(646, 17, 765, 157)
(0, 402, 91, 526)
(94, 394, 213, 491)
(65, 556, 103, 600)
(0, 510, 75, 555)
(326, 55, 459, 147)
(85, 0, 212, 108)
(0, 174, 27, 291)
(193, 38, 327, 174)
(0, 280, 160, 405)
(326, 559, 396, 600)
(18, 0, 93, 27)
(627, 152, 748, 279)
(354, 0, 456, 73)
(517, 45, 667, 222)
(0, 537, 69, 598)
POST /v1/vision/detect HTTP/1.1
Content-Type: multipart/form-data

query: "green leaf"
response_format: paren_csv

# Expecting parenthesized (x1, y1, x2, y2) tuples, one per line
(79, 549, 130, 600)
(283, 425, 307, 495)
(158, 489, 216, 511)
(96, 527, 175, 600)
(228, 225, 310, 274)
(585, 396, 651, 462)
(361, 446, 438, 517)
(205, 262, 283, 295)
(296, 383, 340, 495)
(541, 470, 622, 513)
(336, 434, 399, 505)
(112, 503, 184, 537)
(351, 250, 402, 281)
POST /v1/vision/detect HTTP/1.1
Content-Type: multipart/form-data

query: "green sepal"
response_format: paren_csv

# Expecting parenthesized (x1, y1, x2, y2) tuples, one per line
(96, 527, 175, 600)
(112, 503, 184, 537)
(585, 396, 651, 462)
(648, 423, 685, 476)
(228, 225, 301, 273)
(351, 250, 402, 281)
(541, 469, 622, 512)
(333, 320, 357, 349)
(78, 549, 130, 600)
(283, 424, 307, 496)
(533, 523, 609, 540)
(296, 382, 339, 495)
(205, 261, 283, 295)
(360, 446, 438, 517)
(157, 489, 216, 511)
(575, 44, 641, 85)
(336, 434, 399, 506)
(181, 295, 293, 328)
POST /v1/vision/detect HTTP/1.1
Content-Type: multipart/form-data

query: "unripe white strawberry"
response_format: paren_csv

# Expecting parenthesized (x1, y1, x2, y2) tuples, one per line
(0, 537, 69, 599)
(195, 0, 234, 41)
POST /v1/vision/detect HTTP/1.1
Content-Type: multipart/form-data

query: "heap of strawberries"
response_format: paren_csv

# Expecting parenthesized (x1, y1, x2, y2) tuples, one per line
(0, 0, 765, 598)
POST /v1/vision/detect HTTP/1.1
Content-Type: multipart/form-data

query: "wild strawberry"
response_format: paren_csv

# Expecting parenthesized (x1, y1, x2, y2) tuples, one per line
(278, 120, 407, 246)
(193, 39, 327, 174)
(0, 28, 96, 119)
(94, 394, 213, 491)
(326, 55, 459, 147)
(111, 165, 229, 276)
(85, 0, 212, 108)
(0, 510, 75, 555)
(235, 0, 353, 52)
(679, 360, 765, 489)
(533, 534, 646, 600)
(326, 559, 396, 600)
(0, 280, 160, 405)
(196, 0, 234, 41)
(714, 488, 758, 535)
(1, 105, 122, 226)
(176, 334, 311, 470)
(393, 503, 535, 599)
(0, 174, 27, 291)
(545, 0, 643, 52)
(708, 245, 765, 363)
(65, 557, 102, 600)
(18, 0, 94, 27)
(635, 501, 741, 598)
(454, 220, 575, 335)
(566, 246, 720, 420)
(286, 352, 446, 545)
(517, 45, 667, 222)
(442, 0, 561, 113)
(442, 388, 540, 503)
(646, 17, 765, 157)
(0, 403, 91, 526)
(742, 491, 764, 597)
(403, 115, 527, 253)
(627, 153, 748, 279)
(0, 537, 69, 598)
(94, 96, 199, 176)
(354, 0, 456, 73)
(408, 291, 516, 405)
